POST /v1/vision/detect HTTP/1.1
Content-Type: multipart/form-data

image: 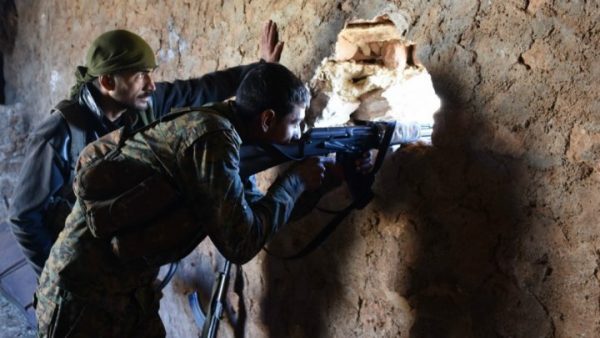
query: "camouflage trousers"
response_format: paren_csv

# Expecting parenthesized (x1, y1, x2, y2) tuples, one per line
(35, 278, 165, 338)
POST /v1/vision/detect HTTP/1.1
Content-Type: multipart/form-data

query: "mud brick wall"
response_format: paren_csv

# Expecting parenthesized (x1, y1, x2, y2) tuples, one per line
(2, 1, 599, 337)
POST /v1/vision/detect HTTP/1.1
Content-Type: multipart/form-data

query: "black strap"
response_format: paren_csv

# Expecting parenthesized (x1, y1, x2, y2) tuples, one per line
(266, 199, 361, 260)
(258, 145, 361, 259)
(264, 122, 395, 260)
(52, 100, 87, 170)
(51, 100, 88, 203)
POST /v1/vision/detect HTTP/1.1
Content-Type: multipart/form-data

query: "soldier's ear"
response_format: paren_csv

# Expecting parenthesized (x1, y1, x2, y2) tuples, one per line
(260, 109, 276, 133)
(98, 74, 116, 91)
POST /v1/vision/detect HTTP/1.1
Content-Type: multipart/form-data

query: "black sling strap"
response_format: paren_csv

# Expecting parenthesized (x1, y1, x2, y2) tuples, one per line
(52, 100, 87, 180)
(265, 118, 395, 260)
(50, 100, 88, 204)
(266, 200, 363, 260)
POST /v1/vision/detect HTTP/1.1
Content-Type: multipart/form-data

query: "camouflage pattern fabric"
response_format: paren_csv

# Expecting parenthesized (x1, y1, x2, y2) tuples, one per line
(35, 276, 164, 338)
(36, 102, 308, 337)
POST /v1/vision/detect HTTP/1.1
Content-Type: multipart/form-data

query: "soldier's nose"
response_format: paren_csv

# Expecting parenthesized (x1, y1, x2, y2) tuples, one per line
(145, 74, 156, 92)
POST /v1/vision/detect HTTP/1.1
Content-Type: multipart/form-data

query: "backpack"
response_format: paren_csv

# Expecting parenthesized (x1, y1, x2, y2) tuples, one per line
(73, 109, 205, 267)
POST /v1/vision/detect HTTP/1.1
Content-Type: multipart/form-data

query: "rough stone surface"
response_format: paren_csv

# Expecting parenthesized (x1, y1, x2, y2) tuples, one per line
(0, 291, 35, 338)
(0, 104, 28, 223)
(2, 1, 599, 337)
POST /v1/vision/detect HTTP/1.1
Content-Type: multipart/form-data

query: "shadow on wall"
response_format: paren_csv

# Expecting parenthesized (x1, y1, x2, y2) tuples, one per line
(257, 69, 548, 337)
(260, 206, 359, 337)
(1, 0, 18, 104)
(1, 54, 4, 103)
(390, 114, 520, 336)
(389, 72, 541, 337)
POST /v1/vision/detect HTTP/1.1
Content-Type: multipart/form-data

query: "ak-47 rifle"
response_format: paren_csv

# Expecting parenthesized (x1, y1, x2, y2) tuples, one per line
(240, 120, 431, 176)
(190, 120, 432, 337)
(240, 120, 431, 205)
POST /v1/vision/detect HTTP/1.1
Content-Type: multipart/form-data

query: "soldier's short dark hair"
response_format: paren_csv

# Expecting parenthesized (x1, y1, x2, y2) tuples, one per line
(236, 63, 309, 120)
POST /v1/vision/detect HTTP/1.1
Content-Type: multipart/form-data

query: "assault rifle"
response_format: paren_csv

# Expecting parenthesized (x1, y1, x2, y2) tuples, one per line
(240, 120, 431, 207)
(240, 120, 431, 177)
(190, 120, 432, 338)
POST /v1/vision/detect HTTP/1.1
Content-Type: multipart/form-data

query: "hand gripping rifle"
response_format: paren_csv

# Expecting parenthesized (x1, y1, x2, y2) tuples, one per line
(241, 120, 431, 258)
(190, 120, 431, 337)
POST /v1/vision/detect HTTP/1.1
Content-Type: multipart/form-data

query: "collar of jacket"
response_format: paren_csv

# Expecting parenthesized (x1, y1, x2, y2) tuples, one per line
(76, 83, 154, 135)
(78, 83, 103, 119)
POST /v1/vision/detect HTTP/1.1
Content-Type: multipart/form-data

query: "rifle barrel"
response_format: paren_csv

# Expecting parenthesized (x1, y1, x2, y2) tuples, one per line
(389, 121, 433, 145)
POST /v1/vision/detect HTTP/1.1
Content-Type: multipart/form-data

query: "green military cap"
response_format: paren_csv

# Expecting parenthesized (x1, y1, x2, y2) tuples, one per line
(70, 29, 157, 97)
(86, 29, 157, 76)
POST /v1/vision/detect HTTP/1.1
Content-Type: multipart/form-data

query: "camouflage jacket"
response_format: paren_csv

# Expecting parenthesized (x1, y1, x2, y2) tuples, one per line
(39, 102, 308, 297)
(10, 63, 261, 276)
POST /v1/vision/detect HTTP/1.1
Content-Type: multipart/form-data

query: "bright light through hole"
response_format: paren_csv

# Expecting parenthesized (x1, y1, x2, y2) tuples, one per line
(308, 15, 440, 145)
(383, 71, 440, 126)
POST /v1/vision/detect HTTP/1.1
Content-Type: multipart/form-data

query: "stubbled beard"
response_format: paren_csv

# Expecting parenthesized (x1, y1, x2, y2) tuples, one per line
(119, 95, 150, 111)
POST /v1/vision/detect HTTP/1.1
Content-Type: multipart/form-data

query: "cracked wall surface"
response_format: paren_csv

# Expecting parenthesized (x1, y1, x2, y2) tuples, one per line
(2, 0, 599, 337)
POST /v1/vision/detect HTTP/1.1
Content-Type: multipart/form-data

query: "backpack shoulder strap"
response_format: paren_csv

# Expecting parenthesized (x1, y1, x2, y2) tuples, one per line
(43, 100, 88, 229)
(52, 100, 87, 171)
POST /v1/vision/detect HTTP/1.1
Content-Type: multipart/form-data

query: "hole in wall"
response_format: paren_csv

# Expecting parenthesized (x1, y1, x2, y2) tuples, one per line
(307, 15, 440, 144)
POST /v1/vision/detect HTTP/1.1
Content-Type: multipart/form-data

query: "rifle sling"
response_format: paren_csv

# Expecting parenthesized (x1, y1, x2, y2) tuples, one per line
(263, 157, 388, 259)
(265, 198, 363, 260)
(263, 122, 394, 260)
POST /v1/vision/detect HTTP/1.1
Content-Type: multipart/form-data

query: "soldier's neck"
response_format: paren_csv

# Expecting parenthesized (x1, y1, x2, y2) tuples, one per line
(97, 96, 127, 122)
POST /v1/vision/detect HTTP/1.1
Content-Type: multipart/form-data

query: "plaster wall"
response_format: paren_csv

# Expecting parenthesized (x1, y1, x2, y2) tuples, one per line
(2, 1, 599, 337)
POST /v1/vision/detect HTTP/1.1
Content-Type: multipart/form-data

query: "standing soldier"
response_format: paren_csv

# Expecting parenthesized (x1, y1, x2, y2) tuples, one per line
(9, 21, 284, 276)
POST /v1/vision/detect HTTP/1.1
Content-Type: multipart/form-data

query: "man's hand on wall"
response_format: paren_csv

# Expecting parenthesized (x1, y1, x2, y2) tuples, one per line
(260, 20, 284, 63)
